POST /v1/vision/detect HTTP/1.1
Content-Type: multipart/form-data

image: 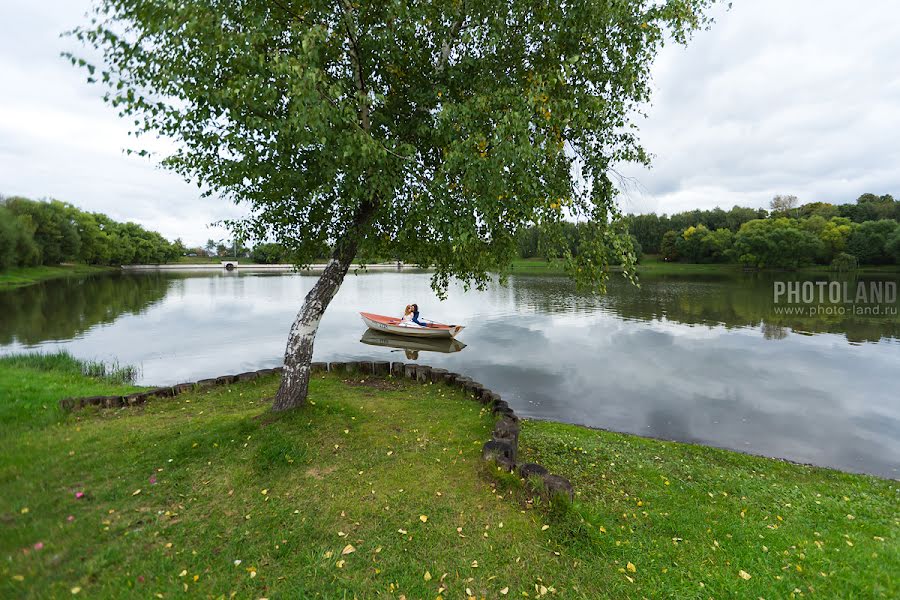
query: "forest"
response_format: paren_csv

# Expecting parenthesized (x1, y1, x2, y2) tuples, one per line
(518, 193, 900, 269)
(0, 196, 185, 269)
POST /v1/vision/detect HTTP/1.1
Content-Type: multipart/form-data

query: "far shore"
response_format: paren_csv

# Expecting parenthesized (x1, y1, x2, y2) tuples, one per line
(122, 261, 407, 271)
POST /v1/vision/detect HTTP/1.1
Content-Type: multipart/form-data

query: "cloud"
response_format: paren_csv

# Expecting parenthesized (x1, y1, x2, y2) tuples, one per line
(1, 1, 898, 242)
(616, 0, 900, 215)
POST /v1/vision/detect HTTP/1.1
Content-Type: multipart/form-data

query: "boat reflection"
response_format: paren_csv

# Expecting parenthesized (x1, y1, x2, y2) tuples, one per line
(359, 329, 467, 360)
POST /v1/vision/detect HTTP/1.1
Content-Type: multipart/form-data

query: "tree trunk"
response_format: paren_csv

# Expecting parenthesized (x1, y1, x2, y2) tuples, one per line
(271, 201, 377, 411)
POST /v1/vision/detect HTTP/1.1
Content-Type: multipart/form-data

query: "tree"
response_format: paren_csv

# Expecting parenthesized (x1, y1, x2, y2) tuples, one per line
(847, 219, 897, 265)
(886, 225, 900, 264)
(0, 206, 40, 269)
(204, 239, 216, 255)
(252, 242, 288, 264)
(74, 0, 719, 410)
(769, 194, 799, 216)
(732, 218, 823, 269)
(660, 230, 680, 261)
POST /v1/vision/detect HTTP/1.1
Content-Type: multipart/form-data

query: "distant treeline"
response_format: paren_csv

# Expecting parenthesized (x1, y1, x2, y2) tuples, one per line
(625, 193, 900, 268)
(514, 194, 900, 269)
(0, 196, 185, 269)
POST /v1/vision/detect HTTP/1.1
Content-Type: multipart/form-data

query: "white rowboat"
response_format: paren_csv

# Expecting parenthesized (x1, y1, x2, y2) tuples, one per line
(359, 312, 464, 339)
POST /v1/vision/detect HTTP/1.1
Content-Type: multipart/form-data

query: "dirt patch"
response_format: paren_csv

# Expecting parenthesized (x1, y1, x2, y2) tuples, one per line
(306, 466, 337, 479)
(341, 377, 401, 391)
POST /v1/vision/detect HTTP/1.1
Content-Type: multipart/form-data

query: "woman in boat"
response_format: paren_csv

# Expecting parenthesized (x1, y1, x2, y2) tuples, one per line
(400, 304, 414, 324)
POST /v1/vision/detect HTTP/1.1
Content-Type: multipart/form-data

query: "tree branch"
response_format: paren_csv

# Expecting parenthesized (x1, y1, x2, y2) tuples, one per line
(337, 0, 369, 132)
(436, 2, 468, 74)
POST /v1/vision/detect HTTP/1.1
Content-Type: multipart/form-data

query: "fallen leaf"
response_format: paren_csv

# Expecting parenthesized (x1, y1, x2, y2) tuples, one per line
(420, 515, 428, 523)
(500, 587, 509, 595)
(424, 570, 432, 581)
(739, 570, 751, 580)
(342, 544, 356, 555)
(71, 587, 82, 595)
(627, 562, 636, 573)
(132, 489, 142, 496)
(541, 525, 549, 531)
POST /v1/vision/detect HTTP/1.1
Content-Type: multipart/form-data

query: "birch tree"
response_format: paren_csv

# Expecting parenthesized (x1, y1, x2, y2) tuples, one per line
(71, 0, 719, 410)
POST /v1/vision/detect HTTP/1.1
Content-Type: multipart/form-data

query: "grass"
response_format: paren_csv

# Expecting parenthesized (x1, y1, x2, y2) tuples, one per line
(0, 352, 144, 430)
(508, 255, 900, 277)
(507, 257, 742, 277)
(0, 265, 115, 289)
(1, 356, 896, 598)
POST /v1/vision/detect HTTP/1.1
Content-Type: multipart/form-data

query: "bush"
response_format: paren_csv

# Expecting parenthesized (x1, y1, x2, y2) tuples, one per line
(830, 253, 859, 272)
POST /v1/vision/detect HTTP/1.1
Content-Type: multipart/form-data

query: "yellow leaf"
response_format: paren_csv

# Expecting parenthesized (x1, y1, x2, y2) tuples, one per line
(336, 560, 345, 568)
(424, 571, 432, 581)
(420, 515, 428, 523)
(541, 525, 549, 531)
(179, 570, 187, 577)
(626, 562, 636, 573)
(132, 489, 142, 496)
(500, 587, 509, 595)
(324, 551, 333, 559)
(71, 587, 82, 595)
(342, 544, 356, 555)
(12, 575, 24, 582)
(471, 560, 479, 568)
(739, 570, 751, 580)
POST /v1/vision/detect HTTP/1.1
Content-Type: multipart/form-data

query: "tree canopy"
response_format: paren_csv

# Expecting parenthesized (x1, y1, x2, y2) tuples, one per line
(73, 0, 718, 293)
(0, 196, 182, 268)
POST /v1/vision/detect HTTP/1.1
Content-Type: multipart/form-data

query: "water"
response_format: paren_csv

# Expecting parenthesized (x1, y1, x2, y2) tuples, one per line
(1, 269, 898, 477)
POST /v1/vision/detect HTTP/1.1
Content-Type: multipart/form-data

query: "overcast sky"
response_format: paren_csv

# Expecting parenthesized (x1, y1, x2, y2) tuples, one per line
(1, 1, 898, 246)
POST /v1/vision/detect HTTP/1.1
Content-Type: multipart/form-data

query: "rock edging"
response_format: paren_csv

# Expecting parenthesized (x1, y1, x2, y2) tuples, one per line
(58, 360, 574, 500)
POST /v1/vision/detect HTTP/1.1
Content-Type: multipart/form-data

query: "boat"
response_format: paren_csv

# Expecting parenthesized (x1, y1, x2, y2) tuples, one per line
(359, 311, 465, 339)
(359, 329, 467, 354)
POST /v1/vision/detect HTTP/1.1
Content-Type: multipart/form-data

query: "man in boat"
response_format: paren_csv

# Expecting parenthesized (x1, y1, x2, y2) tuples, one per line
(401, 304, 430, 327)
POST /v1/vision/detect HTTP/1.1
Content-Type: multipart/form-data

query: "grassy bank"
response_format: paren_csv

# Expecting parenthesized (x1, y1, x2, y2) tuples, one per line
(1, 356, 896, 598)
(509, 255, 900, 277)
(0, 265, 116, 290)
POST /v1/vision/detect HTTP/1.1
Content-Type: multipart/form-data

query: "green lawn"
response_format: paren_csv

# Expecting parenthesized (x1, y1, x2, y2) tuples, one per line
(0, 265, 115, 290)
(1, 354, 896, 598)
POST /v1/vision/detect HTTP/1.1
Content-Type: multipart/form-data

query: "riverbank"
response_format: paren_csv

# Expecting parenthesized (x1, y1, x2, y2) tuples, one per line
(0, 265, 115, 290)
(1, 354, 895, 598)
(509, 256, 900, 276)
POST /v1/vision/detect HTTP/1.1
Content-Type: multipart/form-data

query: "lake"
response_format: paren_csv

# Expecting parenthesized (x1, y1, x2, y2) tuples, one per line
(1, 269, 898, 477)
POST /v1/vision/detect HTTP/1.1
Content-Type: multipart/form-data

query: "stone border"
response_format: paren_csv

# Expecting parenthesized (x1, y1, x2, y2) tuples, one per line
(58, 360, 573, 499)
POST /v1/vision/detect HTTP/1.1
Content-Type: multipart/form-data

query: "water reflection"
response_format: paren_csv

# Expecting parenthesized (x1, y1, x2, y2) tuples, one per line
(0, 272, 173, 345)
(359, 329, 467, 359)
(1, 270, 897, 477)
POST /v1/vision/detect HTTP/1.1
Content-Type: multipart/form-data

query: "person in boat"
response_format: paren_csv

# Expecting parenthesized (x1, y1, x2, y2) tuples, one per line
(410, 303, 429, 327)
(400, 303, 429, 327)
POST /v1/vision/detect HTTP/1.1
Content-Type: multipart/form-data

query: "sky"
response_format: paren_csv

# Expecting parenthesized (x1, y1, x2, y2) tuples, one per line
(1, 1, 899, 246)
